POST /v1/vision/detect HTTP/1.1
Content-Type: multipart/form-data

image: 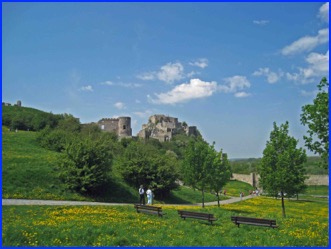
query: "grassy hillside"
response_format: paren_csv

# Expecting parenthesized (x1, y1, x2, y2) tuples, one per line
(2, 105, 61, 131)
(2, 127, 247, 203)
(3, 126, 326, 203)
(2, 127, 87, 201)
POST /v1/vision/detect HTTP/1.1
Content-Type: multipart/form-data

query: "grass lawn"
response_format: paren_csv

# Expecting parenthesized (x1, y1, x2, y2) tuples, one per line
(2, 196, 328, 246)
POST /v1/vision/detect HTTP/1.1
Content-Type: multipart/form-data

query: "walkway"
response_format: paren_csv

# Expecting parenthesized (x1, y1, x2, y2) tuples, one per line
(2, 195, 256, 206)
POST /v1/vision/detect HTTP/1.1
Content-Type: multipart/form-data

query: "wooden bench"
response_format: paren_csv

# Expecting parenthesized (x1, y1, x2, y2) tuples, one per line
(134, 204, 163, 217)
(231, 216, 278, 228)
(178, 210, 217, 224)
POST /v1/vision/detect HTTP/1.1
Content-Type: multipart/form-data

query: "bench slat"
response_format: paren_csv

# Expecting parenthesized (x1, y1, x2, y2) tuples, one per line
(134, 204, 163, 217)
(178, 210, 217, 224)
(231, 216, 278, 228)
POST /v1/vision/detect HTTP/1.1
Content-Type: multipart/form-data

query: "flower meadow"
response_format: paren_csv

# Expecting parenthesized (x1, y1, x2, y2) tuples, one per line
(2, 197, 328, 246)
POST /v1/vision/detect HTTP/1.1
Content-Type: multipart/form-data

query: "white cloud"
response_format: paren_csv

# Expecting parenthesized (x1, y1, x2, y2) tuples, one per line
(286, 50, 329, 83)
(100, 80, 113, 86)
(157, 62, 184, 84)
(253, 20, 269, 25)
(114, 102, 125, 109)
(281, 28, 329, 55)
(137, 62, 185, 84)
(318, 2, 329, 23)
(150, 78, 217, 104)
(100, 81, 142, 88)
(218, 76, 251, 93)
(189, 58, 209, 68)
(137, 73, 155, 81)
(253, 67, 283, 84)
(235, 92, 251, 98)
(79, 85, 93, 92)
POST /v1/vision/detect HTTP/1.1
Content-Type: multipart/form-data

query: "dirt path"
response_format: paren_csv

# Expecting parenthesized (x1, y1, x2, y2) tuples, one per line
(2, 195, 256, 206)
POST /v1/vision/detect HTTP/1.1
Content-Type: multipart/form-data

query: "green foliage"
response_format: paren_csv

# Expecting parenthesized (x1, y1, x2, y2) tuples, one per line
(182, 140, 231, 206)
(56, 113, 81, 133)
(37, 127, 75, 152)
(2, 105, 61, 131)
(301, 77, 329, 169)
(230, 158, 260, 174)
(116, 141, 179, 198)
(259, 121, 307, 217)
(58, 137, 113, 194)
(207, 148, 231, 206)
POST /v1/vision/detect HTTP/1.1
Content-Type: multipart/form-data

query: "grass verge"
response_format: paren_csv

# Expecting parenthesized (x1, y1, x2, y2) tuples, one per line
(2, 196, 328, 246)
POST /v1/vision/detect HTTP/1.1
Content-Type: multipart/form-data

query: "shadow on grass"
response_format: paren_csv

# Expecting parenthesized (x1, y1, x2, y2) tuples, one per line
(85, 178, 138, 203)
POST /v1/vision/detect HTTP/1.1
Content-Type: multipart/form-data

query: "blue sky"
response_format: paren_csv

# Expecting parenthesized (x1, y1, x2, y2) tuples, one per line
(2, 2, 329, 158)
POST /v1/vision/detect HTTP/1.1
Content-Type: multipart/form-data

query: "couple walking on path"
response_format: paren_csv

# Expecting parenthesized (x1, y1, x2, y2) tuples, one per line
(139, 185, 153, 205)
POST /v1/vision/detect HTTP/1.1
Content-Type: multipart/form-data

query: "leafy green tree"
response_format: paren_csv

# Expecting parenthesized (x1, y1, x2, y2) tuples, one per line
(117, 141, 179, 199)
(182, 140, 206, 206)
(57, 113, 81, 133)
(58, 137, 113, 194)
(300, 77, 329, 169)
(259, 122, 307, 218)
(182, 139, 221, 207)
(208, 148, 231, 207)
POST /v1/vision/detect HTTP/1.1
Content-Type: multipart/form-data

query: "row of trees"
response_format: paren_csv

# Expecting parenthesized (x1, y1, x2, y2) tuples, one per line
(259, 77, 329, 217)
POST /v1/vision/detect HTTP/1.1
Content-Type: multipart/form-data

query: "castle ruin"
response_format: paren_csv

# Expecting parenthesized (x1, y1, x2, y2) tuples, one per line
(97, 117, 132, 138)
(95, 114, 198, 142)
(137, 114, 198, 142)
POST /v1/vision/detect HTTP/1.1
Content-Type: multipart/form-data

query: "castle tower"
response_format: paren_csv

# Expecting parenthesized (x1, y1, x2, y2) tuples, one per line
(118, 117, 132, 137)
(17, 100, 22, 107)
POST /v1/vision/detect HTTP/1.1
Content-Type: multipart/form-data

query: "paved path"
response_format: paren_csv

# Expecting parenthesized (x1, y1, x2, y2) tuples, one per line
(2, 195, 256, 206)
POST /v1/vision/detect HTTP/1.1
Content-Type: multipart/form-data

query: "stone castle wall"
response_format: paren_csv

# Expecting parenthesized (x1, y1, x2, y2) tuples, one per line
(97, 117, 132, 137)
(232, 173, 329, 187)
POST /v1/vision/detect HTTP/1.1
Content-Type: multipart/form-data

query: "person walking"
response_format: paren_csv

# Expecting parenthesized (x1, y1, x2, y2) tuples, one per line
(139, 185, 145, 205)
(146, 187, 153, 205)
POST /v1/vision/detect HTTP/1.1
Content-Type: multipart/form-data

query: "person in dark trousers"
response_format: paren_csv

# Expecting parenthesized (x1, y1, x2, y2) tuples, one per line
(139, 185, 145, 205)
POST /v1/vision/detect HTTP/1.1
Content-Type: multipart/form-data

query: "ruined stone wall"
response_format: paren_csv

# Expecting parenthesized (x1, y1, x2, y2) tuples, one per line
(118, 117, 132, 137)
(98, 118, 119, 133)
(232, 173, 329, 187)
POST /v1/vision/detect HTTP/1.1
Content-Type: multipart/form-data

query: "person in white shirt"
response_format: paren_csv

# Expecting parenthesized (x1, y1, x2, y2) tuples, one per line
(139, 185, 145, 205)
(146, 187, 153, 205)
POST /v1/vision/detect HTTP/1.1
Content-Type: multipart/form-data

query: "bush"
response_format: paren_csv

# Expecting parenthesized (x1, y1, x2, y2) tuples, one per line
(37, 127, 74, 152)
(58, 137, 113, 194)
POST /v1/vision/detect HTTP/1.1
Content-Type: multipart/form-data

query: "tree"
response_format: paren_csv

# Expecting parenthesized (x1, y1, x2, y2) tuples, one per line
(208, 148, 231, 207)
(182, 139, 210, 207)
(259, 122, 307, 218)
(181, 140, 230, 207)
(300, 77, 329, 169)
(117, 141, 179, 199)
(58, 137, 113, 194)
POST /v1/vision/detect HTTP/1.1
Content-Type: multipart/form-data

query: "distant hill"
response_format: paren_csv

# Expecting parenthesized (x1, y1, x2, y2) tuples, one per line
(2, 105, 63, 131)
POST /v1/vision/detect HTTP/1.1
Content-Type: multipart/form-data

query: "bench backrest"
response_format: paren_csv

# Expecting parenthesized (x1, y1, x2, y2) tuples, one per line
(134, 204, 161, 211)
(178, 210, 214, 218)
(231, 216, 276, 225)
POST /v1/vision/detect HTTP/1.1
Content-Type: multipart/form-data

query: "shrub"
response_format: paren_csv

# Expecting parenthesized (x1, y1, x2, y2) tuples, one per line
(58, 137, 113, 194)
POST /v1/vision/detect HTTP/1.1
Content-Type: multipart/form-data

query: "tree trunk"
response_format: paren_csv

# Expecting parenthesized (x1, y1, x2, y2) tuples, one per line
(202, 189, 205, 208)
(217, 192, 220, 207)
(281, 191, 286, 218)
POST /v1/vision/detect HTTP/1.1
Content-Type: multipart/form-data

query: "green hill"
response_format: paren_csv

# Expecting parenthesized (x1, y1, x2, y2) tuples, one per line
(2, 105, 61, 131)
(2, 127, 87, 201)
(3, 127, 249, 203)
